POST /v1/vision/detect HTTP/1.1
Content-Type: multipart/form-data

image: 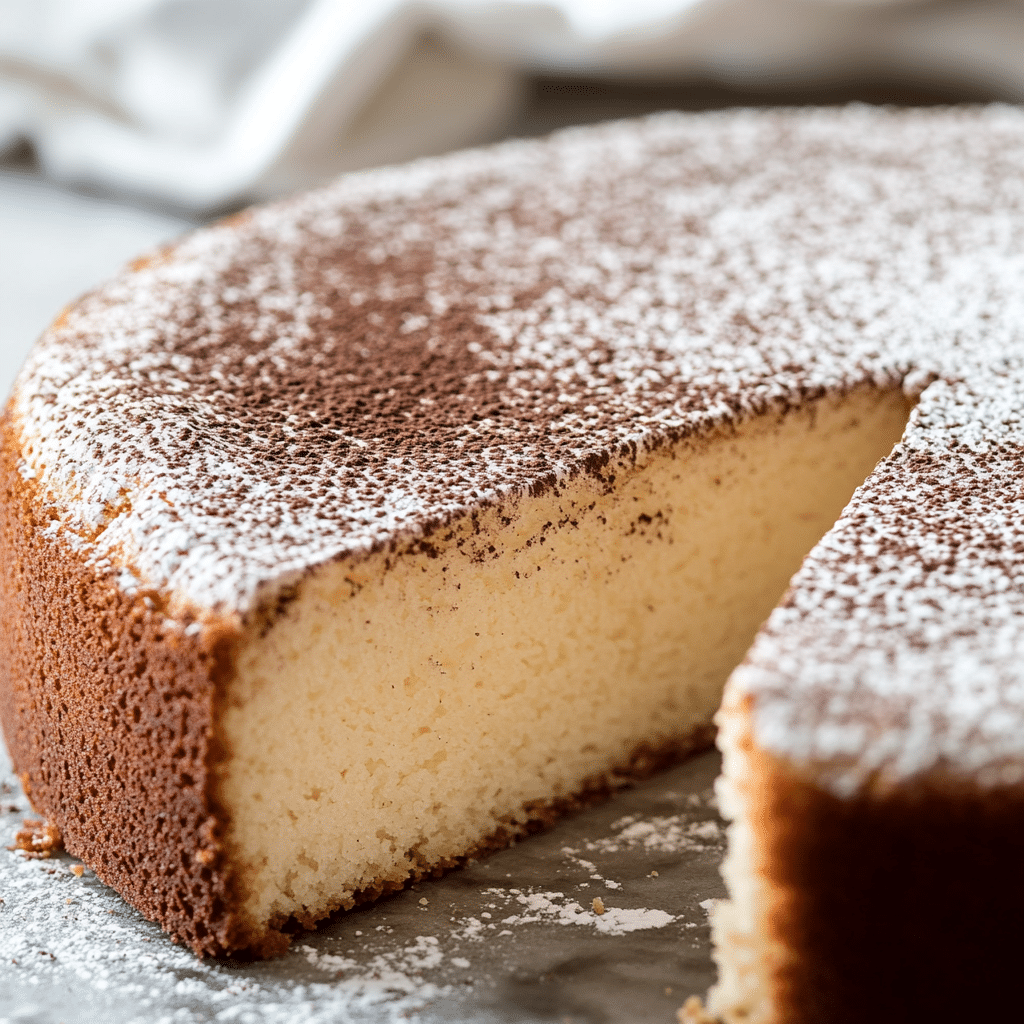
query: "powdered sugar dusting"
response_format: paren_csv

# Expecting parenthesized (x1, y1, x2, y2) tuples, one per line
(582, 812, 724, 856)
(736, 371, 1024, 792)
(0, 840, 451, 1024)
(11, 104, 1024, 787)
(494, 889, 675, 934)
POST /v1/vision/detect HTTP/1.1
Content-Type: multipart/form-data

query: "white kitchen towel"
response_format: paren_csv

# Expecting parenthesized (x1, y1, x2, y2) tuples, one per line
(1, 0, 1022, 212)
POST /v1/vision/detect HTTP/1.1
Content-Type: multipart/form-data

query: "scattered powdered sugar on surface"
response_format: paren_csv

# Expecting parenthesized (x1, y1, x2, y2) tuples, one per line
(0, 750, 724, 1022)
(492, 889, 674, 935)
(582, 813, 723, 856)
(0, 836, 451, 1023)
(294, 936, 449, 1012)
(10, 106, 1024, 782)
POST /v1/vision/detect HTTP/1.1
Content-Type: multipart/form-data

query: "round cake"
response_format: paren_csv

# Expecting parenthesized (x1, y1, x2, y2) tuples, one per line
(2, 105, 1024, 1022)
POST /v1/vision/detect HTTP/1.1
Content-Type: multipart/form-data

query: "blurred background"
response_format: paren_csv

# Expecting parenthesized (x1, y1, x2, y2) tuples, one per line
(2, 0, 1022, 397)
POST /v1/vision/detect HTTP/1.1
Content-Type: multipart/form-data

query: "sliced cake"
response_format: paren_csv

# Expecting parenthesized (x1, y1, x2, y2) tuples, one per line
(1, 107, 1023, 1017)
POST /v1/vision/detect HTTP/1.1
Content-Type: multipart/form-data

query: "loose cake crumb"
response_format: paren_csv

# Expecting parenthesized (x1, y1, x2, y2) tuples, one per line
(70, 865, 84, 878)
(678, 995, 718, 1022)
(592, 897, 606, 915)
(7, 819, 63, 860)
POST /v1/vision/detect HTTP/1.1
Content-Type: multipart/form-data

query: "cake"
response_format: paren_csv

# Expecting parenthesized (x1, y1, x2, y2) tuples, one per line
(2, 105, 1024, 1015)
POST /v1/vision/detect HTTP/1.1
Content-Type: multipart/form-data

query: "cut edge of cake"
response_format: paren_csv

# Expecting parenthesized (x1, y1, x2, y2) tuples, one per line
(2, 384, 909, 955)
(213, 384, 909, 951)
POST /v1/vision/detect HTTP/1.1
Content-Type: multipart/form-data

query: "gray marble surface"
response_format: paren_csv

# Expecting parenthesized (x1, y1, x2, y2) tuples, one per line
(0, 741, 725, 1024)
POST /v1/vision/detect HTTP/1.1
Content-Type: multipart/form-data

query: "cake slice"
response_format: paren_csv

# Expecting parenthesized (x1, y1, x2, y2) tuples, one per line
(3, 106, 1024, 987)
(705, 372, 1024, 1023)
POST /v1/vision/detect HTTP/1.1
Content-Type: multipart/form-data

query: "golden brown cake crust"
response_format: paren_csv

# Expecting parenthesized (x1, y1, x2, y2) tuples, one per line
(0, 417, 269, 957)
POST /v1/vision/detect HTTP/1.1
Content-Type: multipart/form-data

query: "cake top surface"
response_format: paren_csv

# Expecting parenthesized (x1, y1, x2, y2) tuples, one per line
(10, 105, 1024, 786)
(735, 372, 1024, 792)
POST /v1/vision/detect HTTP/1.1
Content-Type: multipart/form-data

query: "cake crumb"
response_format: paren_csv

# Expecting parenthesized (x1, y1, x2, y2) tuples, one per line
(418, 898, 429, 906)
(650, 870, 659, 877)
(7, 819, 63, 859)
(591, 897, 605, 916)
(678, 995, 717, 1023)
(70, 865, 84, 878)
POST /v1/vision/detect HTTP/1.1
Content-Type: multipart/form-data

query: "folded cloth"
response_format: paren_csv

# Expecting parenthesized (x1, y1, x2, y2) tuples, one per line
(1, 0, 1021, 212)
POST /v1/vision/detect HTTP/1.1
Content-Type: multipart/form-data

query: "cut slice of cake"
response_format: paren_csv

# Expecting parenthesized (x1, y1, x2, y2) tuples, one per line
(706, 375, 1024, 1023)
(3, 105, 1024, 1008)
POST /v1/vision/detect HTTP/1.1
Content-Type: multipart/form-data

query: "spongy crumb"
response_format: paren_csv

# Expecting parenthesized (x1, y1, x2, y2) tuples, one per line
(7, 819, 63, 860)
(591, 897, 605, 915)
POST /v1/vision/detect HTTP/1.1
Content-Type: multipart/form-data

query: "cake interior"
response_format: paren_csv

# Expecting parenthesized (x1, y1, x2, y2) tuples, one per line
(217, 387, 911, 939)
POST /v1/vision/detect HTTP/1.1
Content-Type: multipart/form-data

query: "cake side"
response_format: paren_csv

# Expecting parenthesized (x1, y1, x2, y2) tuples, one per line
(0, 413, 267, 957)
(218, 387, 908, 947)
(0, 380, 907, 958)
(711, 691, 1024, 1023)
